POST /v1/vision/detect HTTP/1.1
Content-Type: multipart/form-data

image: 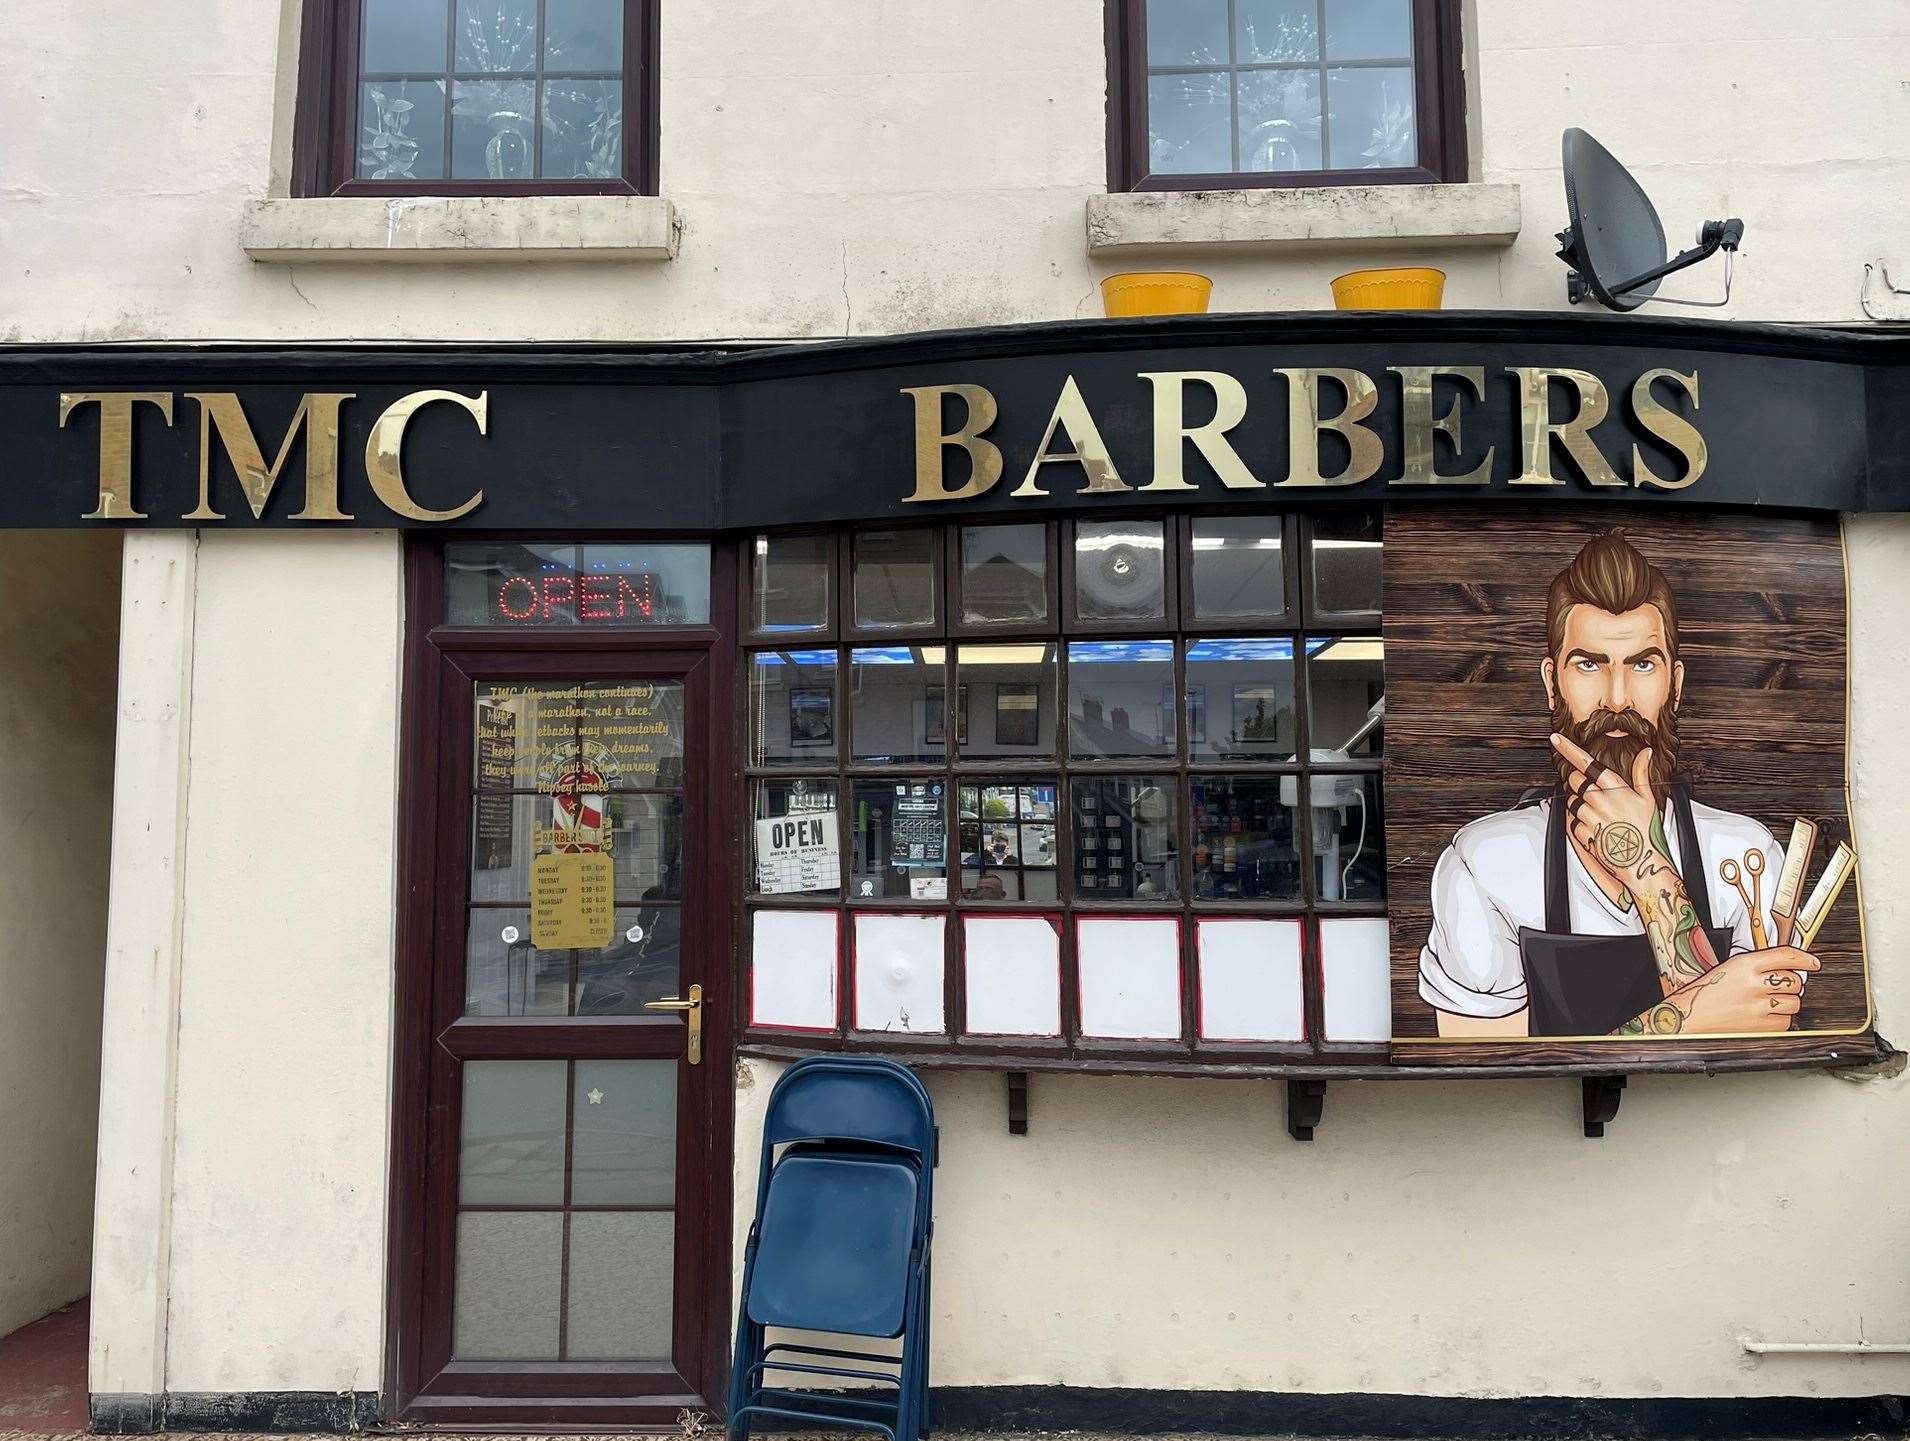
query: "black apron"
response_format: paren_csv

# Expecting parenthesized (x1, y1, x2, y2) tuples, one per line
(1516, 783, 1734, 1037)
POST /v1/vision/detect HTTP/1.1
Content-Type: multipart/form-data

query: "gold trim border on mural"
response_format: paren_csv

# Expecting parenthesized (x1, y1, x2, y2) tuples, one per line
(1390, 517, 1877, 1047)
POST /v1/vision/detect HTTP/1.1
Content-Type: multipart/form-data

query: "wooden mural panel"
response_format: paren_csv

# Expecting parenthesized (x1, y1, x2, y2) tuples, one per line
(1383, 505, 1871, 1065)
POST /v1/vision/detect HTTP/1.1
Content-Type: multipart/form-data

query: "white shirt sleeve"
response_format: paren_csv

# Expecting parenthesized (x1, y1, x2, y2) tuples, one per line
(1418, 840, 1528, 1018)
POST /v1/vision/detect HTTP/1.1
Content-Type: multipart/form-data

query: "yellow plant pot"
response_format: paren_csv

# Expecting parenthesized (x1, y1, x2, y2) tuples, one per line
(1101, 271, 1213, 318)
(1330, 266, 1446, 310)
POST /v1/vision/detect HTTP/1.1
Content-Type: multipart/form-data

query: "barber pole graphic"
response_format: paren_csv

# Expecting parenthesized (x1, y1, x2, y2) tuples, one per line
(552, 769, 607, 852)
(542, 741, 621, 853)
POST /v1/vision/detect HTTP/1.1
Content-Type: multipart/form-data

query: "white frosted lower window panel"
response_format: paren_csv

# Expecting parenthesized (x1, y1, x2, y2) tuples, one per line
(1076, 916, 1181, 1040)
(750, 910, 838, 1032)
(566, 1211, 674, 1360)
(454, 1211, 562, 1360)
(1197, 919, 1304, 1042)
(854, 912, 946, 1033)
(1321, 916, 1392, 1042)
(962, 915, 1062, 1037)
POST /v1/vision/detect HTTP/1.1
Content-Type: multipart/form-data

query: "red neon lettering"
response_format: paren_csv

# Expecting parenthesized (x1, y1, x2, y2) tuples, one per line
(497, 576, 538, 621)
(580, 574, 614, 620)
(542, 574, 575, 619)
(616, 574, 655, 617)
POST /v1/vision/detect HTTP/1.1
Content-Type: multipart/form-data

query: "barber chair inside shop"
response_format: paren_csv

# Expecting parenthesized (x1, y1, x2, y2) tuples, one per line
(729, 1056, 937, 1441)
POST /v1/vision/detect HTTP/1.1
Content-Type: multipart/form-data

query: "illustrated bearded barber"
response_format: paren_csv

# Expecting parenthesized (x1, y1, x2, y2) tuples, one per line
(1419, 531, 1817, 1037)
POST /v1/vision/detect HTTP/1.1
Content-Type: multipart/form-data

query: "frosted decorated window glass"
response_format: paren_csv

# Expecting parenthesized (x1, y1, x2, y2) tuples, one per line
(1141, 0, 1417, 178)
(357, 0, 625, 182)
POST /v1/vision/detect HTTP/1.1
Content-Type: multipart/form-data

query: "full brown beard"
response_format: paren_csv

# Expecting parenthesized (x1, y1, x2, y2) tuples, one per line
(1552, 699, 1681, 809)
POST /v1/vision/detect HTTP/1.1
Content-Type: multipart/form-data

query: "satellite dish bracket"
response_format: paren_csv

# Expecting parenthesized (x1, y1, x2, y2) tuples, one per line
(1558, 217, 1743, 306)
(1555, 127, 1745, 310)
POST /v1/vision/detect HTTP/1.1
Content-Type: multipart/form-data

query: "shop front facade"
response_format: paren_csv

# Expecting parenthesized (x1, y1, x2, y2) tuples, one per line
(4, 0, 1910, 1436)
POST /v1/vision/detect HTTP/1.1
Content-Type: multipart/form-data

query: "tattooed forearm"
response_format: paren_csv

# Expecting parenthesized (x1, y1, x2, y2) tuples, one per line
(1612, 971, 1725, 1035)
(1593, 808, 1721, 993)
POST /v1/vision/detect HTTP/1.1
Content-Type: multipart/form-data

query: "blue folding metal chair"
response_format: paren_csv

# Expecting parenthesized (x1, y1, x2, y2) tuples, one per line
(728, 1056, 936, 1441)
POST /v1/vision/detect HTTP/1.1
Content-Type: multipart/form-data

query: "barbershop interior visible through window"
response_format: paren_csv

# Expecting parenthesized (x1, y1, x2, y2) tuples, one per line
(741, 512, 1388, 1056)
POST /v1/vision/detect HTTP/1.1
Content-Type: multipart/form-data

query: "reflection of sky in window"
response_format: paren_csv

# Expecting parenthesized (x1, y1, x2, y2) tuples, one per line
(751, 650, 836, 666)
(1067, 640, 1174, 664)
(850, 646, 920, 665)
(1186, 638, 1295, 662)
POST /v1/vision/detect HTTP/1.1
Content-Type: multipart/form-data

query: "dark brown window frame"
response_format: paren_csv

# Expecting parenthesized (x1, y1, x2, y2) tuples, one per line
(737, 511, 1389, 1069)
(1105, 0, 1468, 192)
(292, 0, 660, 198)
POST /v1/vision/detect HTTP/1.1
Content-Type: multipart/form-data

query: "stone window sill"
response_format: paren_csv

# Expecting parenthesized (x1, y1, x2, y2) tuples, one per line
(1085, 182, 1521, 257)
(239, 194, 680, 263)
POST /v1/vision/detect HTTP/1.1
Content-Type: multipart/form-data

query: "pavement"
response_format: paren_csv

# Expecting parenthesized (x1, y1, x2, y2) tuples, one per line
(0, 1300, 87, 1434)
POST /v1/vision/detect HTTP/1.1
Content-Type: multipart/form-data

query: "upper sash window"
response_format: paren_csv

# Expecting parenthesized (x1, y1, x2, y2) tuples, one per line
(294, 0, 657, 196)
(1108, 0, 1467, 191)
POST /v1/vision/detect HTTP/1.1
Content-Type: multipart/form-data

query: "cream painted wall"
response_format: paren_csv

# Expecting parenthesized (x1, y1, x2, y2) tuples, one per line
(0, 533, 120, 1339)
(157, 533, 401, 1392)
(2, 2, 1906, 342)
(36, 0, 1909, 1408)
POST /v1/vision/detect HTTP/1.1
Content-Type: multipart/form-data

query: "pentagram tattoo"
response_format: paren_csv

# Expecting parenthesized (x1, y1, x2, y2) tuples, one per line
(1598, 821, 1645, 867)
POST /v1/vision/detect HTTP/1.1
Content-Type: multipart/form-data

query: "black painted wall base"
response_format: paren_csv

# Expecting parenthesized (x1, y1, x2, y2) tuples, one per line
(88, 1385, 1910, 1437)
(90, 1391, 381, 1434)
(931, 1387, 1910, 1439)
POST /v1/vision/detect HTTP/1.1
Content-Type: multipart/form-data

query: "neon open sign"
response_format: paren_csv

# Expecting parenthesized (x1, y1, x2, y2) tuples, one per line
(496, 569, 658, 623)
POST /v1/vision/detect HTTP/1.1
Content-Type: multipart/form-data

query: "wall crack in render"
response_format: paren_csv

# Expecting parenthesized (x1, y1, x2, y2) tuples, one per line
(284, 271, 319, 317)
(840, 239, 855, 338)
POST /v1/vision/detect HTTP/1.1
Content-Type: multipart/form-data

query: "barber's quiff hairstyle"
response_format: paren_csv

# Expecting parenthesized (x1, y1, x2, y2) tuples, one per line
(1545, 530, 1680, 660)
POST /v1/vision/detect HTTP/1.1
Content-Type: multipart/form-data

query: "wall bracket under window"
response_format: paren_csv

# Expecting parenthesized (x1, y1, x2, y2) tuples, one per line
(1006, 1071, 1030, 1135)
(1287, 1078, 1326, 1142)
(1582, 1074, 1626, 1138)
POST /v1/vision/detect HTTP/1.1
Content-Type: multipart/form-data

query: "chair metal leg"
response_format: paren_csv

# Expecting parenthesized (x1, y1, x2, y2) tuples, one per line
(916, 1250, 933, 1439)
(727, 1231, 763, 1441)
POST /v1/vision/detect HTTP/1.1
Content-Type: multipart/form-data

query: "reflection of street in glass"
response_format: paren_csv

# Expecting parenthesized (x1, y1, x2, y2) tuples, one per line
(983, 823, 1018, 865)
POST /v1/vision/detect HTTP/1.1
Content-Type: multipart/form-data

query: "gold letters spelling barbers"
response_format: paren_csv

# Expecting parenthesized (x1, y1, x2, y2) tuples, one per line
(899, 366, 1705, 503)
(57, 388, 488, 523)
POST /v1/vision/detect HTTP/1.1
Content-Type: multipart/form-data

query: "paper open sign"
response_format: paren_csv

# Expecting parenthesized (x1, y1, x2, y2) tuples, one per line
(756, 811, 840, 895)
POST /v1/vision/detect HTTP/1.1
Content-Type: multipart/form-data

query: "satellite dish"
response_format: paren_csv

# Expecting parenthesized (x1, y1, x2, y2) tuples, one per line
(1555, 128, 1743, 309)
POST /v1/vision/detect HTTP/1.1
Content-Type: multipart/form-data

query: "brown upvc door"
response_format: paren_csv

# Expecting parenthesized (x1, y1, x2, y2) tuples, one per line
(391, 622, 733, 1427)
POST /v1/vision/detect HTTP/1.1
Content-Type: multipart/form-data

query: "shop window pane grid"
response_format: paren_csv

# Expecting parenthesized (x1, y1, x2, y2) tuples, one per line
(741, 513, 1384, 1057)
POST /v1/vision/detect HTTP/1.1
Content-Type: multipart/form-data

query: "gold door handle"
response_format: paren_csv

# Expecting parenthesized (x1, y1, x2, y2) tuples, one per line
(643, 983, 703, 1065)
